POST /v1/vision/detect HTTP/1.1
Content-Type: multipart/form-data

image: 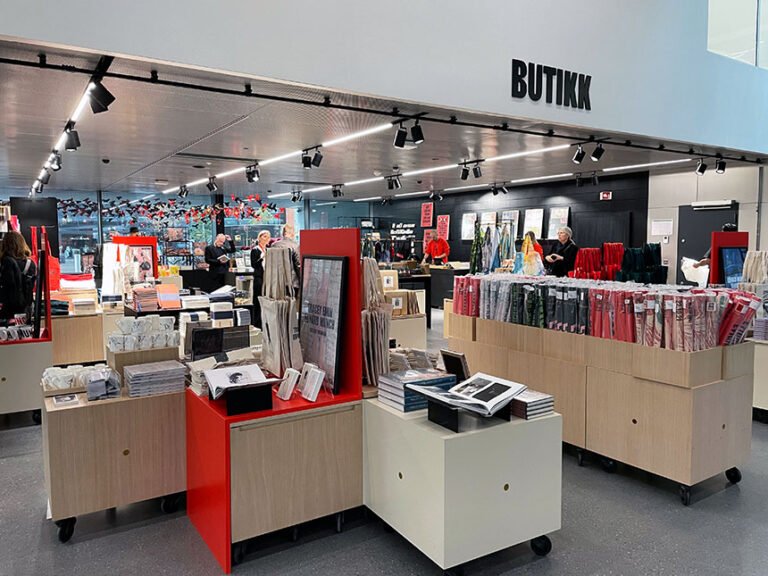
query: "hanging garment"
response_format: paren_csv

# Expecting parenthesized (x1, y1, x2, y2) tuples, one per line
(490, 225, 502, 271)
(498, 224, 513, 263)
(481, 226, 494, 273)
(469, 221, 484, 274)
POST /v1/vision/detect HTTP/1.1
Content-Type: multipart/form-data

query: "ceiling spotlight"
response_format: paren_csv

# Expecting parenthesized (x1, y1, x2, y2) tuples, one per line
(332, 185, 343, 198)
(178, 185, 189, 198)
(393, 124, 408, 148)
(387, 178, 395, 191)
(312, 149, 323, 167)
(411, 121, 424, 145)
(381, 197, 392, 206)
(716, 158, 726, 174)
(575, 173, 584, 187)
(696, 159, 707, 175)
(472, 164, 483, 179)
(64, 124, 80, 151)
(302, 153, 313, 169)
(245, 164, 260, 183)
(501, 185, 509, 194)
(590, 144, 605, 162)
(89, 80, 116, 114)
(437, 193, 444, 201)
(393, 175, 402, 190)
(492, 186, 499, 196)
(460, 166, 470, 181)
(572, 145, 585, 164)
(591, 172, 599, 186)
(206, 176, 218, 192)
(50, 153, 62, 171)
(291, 190, 303, 203)
(40, 170, 51, 185)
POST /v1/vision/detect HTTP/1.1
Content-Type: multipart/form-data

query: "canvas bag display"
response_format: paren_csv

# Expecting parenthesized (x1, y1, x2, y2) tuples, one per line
(361, 257, 391, 386)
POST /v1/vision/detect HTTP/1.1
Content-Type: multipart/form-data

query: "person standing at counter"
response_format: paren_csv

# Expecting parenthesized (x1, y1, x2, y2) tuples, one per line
(0, 231, 37, 322)
(272, 224, 301, 292)
(422, 230, 451, 265)
(204, 234, 235, 290)
(545, 226, 579, 277)
(250, 230, 270, 328)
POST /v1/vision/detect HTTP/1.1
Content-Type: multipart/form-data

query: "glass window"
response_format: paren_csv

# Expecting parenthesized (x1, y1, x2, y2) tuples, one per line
(708, 0, 758, 64)
(224, 202, 302, 251)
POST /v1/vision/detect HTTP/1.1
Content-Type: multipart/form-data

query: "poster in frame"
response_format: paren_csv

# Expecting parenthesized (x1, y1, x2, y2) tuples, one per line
(299, 255, 348, 394)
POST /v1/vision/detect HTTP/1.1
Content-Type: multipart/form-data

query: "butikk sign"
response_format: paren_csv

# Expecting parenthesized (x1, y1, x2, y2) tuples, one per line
(511, 59, 592, 110)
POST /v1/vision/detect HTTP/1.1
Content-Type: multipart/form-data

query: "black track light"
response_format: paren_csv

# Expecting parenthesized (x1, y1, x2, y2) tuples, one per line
(411, 121, 424, 145)
(590, 144, 605, 162)
(575, 173, 583, 187)
(696, 159, 707, 176)
(716, 159, 726, 174)
(89, 80, 116, 114)
(245, 165, 260, 183)
(387, 178, 395, 191)
(437, 193, 443, 202)
(40, 170, 51, 185)
(492, 186, 499, 196)
(178, 185, 189, 198)
(332, 185, 343, 198)
(302, 153, 312, 169)
(572, 145, 585, 164)
(460, 166, 470, 181)
(50, 153, 62, 171)
(381, 197, 392, 206)
(591, 172, 599, 186)
(393, 175, 402, 190)
(291, 190, 303, 203)
(429, 190, 435, 200)
(206, 177, 218, 192)
(473, 164, 482, 179)
(65, 124, 80, 151)
(501, 185, 509, 194)
(312, 150, 323, 167)
(393, 124, 408, 148)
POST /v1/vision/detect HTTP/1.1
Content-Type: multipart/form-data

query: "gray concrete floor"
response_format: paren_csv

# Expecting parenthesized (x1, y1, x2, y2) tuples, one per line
(2, 309, 766, 576)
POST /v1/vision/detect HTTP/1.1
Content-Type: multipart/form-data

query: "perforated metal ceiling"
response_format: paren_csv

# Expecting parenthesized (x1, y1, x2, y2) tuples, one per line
(0, 38, 754, 202)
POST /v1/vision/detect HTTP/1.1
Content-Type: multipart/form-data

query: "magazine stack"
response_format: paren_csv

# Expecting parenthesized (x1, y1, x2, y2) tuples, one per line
(377, 369, 456, 412)
(511, 390, 555, 420)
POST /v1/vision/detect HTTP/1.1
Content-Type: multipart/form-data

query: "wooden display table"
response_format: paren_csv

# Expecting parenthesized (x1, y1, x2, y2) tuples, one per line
(0, 340, 52, 417)
(42, 390, 186, 542)
(186, 390, 363, 573)
(363, 399, 561, 571)
(51, 312, 105, 365)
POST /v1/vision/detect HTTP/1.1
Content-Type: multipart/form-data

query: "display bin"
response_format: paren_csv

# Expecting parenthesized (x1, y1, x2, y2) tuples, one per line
(722, 341, 755, 381)
(585, 336, 634, 375)
(443, 299, 452, 339)
(51, 313, 105, 365)
(541, 329, 586, 364)
(530, 358, 587, 448)
(446, 311, 476, 341)
(631, 345, 722, 389)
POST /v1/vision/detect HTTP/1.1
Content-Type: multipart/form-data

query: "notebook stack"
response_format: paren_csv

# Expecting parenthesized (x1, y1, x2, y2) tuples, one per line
(377, 369, 456, 412)
(124, 360, 186, 397)
(181, 295, 210, 310)
(210, 302, 234, 328)
(156, 284, 182, 309)
(510, 390, 555, 420)
(234, 308, 251, 326)
(753, 317, 768, 341)
(133, 287, 159, 311)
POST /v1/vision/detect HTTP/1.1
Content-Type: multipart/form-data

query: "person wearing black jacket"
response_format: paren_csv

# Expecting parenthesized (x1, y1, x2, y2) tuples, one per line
(249, 230, 271, 328)
(0, 231, 37, 322)
(545, 226, 579, 277)
(204, 234, 235, 290)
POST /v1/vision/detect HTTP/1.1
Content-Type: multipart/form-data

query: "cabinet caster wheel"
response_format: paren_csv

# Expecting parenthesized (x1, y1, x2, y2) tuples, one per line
(576, 449, 585, 467)
(725, 467, 742, 484)
(291, 526, 300, 542)
(601, 458, 617, 473)
(160, 494, 180, 514)
(335, 512, 344, 533)
(530, 535, 552, 557)
(55, 517, 76, 543)
(31, 409, 41, 425)
(232, 543, 245, 566)
(680, 485, 692, 506)
(444, 566, 464, 576)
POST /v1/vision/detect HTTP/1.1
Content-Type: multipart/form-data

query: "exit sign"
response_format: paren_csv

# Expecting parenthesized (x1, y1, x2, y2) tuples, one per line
(599, 191, 613, 201)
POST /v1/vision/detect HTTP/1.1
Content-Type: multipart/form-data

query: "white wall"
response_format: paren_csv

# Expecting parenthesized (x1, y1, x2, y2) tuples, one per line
(1, 0, 768, 154)
(647, 166, 762, 282)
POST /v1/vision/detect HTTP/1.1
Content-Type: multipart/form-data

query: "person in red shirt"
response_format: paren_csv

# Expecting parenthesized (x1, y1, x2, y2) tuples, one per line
(525, 230, 544, 261)
(422, 230, 451, 265)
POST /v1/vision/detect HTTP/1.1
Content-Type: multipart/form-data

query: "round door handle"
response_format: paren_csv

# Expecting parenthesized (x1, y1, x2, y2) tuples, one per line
(123, 449, 130, 456)
(1, 377, 6, 382)
(397, 472, 403, 480)
(632, 418, 638, 424)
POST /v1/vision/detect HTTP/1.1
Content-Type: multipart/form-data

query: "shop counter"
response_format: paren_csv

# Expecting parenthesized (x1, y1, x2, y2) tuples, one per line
(186, 389, 363, 573)
(51, 312, 105, 365)
(42, 390, 186, 542)
(363, 399, 562, 571)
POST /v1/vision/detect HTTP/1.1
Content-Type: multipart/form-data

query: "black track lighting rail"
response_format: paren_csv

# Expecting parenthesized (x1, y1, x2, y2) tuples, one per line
(1, 54, 763, 166)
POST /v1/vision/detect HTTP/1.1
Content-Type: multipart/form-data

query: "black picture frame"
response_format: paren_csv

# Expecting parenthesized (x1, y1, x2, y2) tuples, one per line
(299, 255, 348, 394)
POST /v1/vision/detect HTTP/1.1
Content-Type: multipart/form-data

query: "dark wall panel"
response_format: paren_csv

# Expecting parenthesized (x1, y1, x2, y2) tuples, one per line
(370, 172, 648, 261)
(9, 196, 59, 257)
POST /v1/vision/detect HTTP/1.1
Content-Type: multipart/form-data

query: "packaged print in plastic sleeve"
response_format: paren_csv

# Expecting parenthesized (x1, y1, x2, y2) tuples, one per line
(590, 289, 604, 337)
(577, 288, 590, 335)
(546, 286, 557, 330)
(632, 292, 645, 344)
(565, 289, 578, 333)
(643, 294, 656, 347)
(693, 294, 707, 351)
(682, 295, 694, 352)
(662, 294, 675, 350)
(704, 294, 717, 349)
(673, 294, 685, 351)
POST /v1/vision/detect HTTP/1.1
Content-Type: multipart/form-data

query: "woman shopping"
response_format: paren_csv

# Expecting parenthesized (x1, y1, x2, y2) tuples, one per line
(0, 231, 37, 322)
(250, 230, 271, 328)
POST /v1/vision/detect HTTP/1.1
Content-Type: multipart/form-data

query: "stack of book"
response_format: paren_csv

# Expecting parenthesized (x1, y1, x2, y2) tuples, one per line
(156, 284, 182, 309)
(378, 369, 456, 412)
(511, 390, 555, 420)
(124, 360, 186, 397)
(133, 287, 159, 311)
(753, 317, 768, 341)
(234, 308, 251, 326)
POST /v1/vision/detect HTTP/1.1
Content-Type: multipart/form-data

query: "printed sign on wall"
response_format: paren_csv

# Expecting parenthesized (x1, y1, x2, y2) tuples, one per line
(501, 210, 520, 239)
(420, 202, 434, 227)
(524, 208, 544, 239)
(547, 207, 570, 239)
(436, 215, 450, 240)
(461, 213, 477, 240)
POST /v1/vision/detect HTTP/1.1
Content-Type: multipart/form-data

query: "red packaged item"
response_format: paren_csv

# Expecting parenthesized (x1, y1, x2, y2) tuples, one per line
(662, 294, 675, 350)
(674, 294, 685, 351)
(704, 293, 717, 349)
(644, 293, 657, 347)
(632, 292, 646, 344)
(682, 295, 694, 352)
(602, 289, 615, 340)
(590, 288, 604, 338)
(468, 277, 482, 317)
(693, 294, 707, 351)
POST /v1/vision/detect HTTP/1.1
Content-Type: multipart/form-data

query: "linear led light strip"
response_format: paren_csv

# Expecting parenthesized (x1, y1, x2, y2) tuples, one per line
(269, 143, 574, 199)
(163, 122, 394, 195)
(602, 159, 691, 172)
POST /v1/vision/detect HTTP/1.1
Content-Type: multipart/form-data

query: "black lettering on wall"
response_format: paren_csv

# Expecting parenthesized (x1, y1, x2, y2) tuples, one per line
(527, 62, 543, 101)
(510, 59, 593, 111)
(564, 71, 578, 108)
(542, 66, 556, 104)
(555, 68, 563, 105)
(578, 74, 592, 110)
(511, 59, 527, 98)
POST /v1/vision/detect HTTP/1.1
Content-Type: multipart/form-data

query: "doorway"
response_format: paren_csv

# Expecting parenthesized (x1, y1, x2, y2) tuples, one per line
(676, 204, 739, 284)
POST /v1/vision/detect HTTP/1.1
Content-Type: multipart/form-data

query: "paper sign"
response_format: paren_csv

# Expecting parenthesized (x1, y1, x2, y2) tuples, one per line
(547, 207, 570, 239)
(461, 213, 477, 240)
(480, 211, 497, 227)
(436, 214, 450, 240)
(524, 208, 544, 239)
(421, 202, 434, 227)
(651, 219, 674, 236)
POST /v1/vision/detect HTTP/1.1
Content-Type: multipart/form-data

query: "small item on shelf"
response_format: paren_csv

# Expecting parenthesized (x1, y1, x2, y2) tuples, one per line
(124, 360, 186, 398)
(276, 368, 301, 400)
(301, 366, 326, 402)
(407, 372, 527, 417)
(52, 393, 80, 407)
(298, 362, 318, 393)
(378, 369, 456, 413)
(510, 390, 555, 420)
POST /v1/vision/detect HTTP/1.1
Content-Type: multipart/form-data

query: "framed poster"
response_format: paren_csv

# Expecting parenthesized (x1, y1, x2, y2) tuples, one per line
(524, 208, 544, 239)
(547, 207, 570, 239)
(421, 202, 434, 227)
(501, 210, 520, 238)
(480, 211, 497, 228)
(436, 214, 450, 240)
(300, 255, 348, 394)
(461, 213, 477, 240)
